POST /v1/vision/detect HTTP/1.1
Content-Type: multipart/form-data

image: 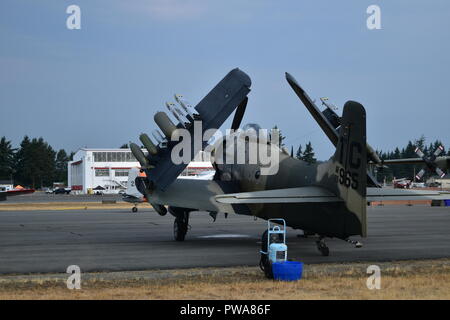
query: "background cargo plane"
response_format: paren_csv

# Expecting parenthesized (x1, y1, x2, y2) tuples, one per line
(128, 69, 450, 256)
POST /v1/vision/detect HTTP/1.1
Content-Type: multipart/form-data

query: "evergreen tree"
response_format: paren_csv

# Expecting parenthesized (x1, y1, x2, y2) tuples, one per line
(272, 125, 286, 147)
(120, 143, 129, 149)
(15, 136, 56, 188)
(414, 135, 426, 152)
(295, 144, 303, 160)
(301, 141, 316, 164)
(55, 149, 69, 183)
(393, 148, 401, 159)
(0, 137, 15, 181)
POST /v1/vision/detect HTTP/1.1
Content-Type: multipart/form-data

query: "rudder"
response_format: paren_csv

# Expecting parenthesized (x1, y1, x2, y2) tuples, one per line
(329, 101, 367, 237)
(126, 167, 142, 198)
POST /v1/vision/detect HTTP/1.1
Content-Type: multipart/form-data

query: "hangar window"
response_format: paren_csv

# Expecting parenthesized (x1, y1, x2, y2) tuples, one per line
(93, 151, 141, 162)
(115, 169, 129, 177)
(93, 152, 107, 162)
(95, 168, 110, 176)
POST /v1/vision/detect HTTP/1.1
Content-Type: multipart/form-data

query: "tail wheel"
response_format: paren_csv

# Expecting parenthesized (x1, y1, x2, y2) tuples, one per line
(316, 239, 330, 256)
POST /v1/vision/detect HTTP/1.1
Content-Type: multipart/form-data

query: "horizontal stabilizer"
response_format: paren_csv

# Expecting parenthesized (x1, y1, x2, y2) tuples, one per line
(215, 186, 341, 204)
(367, 188, 450, 202)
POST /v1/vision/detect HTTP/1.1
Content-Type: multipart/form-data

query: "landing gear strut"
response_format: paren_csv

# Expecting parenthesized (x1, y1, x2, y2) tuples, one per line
(259, 230, 273, 279)
(173, 211, 190, 241)
(316, 236, 329, 256)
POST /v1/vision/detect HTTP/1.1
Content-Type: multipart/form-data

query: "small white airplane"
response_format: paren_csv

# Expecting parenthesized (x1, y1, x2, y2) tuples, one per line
(122, 168, 147, 212)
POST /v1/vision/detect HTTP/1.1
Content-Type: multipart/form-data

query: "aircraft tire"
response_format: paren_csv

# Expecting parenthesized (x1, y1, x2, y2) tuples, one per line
(132, 207, 138, 213)
(316, 241, 329, 256)
(173, 212, 189, 241)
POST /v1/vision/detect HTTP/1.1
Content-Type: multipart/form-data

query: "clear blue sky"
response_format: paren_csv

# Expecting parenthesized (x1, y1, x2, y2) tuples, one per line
(1, 0, 449, 159)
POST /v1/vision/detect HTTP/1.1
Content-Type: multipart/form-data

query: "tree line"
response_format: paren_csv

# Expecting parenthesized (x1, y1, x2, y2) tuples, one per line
(0, 136, 74, 189)
(287, 131, 449, 181)
(275, 125, 317, 164)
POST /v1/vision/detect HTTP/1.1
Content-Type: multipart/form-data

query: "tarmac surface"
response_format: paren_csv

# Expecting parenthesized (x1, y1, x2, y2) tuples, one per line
(0, 205, 449, 274)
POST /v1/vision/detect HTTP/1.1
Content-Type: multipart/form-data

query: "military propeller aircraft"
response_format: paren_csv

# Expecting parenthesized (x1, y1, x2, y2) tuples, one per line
(129, 68, 450, 256)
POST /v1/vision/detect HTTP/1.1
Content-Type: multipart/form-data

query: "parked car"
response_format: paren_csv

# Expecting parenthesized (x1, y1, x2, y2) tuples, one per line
(54, 188, 71, 194)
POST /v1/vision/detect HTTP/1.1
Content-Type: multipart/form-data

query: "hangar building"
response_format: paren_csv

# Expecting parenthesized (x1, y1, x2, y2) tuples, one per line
(68, 148, 213, 194)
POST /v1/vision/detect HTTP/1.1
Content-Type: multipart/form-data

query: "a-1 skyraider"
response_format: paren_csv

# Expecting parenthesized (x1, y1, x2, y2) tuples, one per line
(129, 68, 450, 256)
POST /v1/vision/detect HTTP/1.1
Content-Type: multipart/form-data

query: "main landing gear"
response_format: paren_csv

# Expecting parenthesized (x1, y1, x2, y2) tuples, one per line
(132, 205, 138, 213)
(174, 213, 189, 241)
(169, 206, 190, 241)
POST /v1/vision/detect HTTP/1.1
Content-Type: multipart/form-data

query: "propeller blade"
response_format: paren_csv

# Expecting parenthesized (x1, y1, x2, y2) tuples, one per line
(230, 97, 248, 130)
(436, 167, 446, 178)
(434, 145, 444, 157)
(415, 168, 426, 181)
(415, 147, 425, 158)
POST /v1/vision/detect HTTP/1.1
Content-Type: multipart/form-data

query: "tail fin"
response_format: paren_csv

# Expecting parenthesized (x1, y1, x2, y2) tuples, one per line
(325, 101, 368, 237)
(126, 168, 143, 198)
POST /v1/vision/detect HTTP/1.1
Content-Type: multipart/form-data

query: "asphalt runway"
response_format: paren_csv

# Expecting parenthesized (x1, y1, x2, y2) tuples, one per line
(1, 206, 449, 274)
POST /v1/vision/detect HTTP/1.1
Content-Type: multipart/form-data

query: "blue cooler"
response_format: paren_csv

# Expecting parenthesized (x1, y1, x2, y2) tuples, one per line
(272, 261, 303, 281)
(445, 200, 450, 207)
